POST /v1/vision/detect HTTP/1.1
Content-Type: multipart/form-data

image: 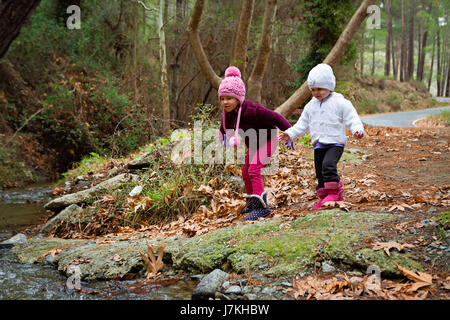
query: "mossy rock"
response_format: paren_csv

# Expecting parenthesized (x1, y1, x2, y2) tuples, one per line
(9, 210, 425, 280)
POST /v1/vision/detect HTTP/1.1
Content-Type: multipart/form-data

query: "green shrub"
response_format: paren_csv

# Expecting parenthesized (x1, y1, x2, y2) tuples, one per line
(358, 98, 378, 114)
(434, 211, 450, 239)
(386, 92, 402, 111)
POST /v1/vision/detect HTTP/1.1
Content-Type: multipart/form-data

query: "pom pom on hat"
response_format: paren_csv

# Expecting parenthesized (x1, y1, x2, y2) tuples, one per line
(224, 66, 241, 78)
(218, 66, 246, 105)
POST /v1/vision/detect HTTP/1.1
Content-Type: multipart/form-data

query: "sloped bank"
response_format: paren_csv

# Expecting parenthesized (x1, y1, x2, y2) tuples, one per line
(7, 210, 424, 281)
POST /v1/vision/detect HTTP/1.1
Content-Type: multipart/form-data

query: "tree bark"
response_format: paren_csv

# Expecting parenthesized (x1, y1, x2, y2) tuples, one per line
(400, 0, 406, 82)
(229, 0, 255, 76)
(187, 0, 221, 89)
(360, 28, 365, 76)
(246, 0, 277, 103)
(392, 34, 399, 80)
(436, 28, 441, 96)
(371, 32, 375, 75)
(0, 0, 42, 59)
(384, 0, 392, 76)
(445, 57, 450, 97)
(158, 0, 170, 135)
(170, 0, 184, 121)
(275, 0, 376, 117)
(427, 31, 436, 91)
(417, 30, 428, 81)
(405, 0, 415, 81)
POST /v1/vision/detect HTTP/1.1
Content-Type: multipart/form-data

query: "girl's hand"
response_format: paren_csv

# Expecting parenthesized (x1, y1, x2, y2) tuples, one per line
(278, 131, 291, 143)
(354, 131, 364, 139)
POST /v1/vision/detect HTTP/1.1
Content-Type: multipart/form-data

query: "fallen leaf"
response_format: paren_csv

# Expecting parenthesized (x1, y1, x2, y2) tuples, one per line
(396, 263, 432, 286)
(372, 241, 414, 256)
(139, 241, 165, 279)
(388, 204, 405, 212)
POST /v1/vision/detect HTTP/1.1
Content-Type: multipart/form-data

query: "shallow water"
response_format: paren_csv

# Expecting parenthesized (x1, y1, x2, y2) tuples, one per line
(0, 183, 53, 238)
(0, 246, 197, 300)
(0, 184, 197, 300)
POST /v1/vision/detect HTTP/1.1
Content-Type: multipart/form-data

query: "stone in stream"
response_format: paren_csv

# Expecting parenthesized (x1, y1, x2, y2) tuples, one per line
(39, 204, 83, 234)
(0, 233, 28, 247)
(191, 269, 229, 300)
(44, 173, 139, 212)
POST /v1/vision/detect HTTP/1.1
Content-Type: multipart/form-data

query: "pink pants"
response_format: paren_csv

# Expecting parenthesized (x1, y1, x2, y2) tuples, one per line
(242, 138, 277, 196)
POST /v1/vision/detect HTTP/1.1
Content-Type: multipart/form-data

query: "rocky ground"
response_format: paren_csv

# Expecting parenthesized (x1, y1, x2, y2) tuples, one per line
(2, 125, 449, 300)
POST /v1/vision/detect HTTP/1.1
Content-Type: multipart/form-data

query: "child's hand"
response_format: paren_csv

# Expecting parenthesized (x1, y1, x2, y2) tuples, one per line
(354, 131, 364, 139)
(278, 131, 291, 143)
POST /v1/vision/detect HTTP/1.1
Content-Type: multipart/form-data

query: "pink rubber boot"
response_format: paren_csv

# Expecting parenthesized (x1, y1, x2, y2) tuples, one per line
(338, 180, 344, 201)
(312, 188, 327, 210)
(322, 181, 343, 203)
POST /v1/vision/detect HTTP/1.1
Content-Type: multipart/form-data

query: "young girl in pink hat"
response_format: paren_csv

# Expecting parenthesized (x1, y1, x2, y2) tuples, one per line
(218, 66, 293, 221)
(279, 64, 365, 209)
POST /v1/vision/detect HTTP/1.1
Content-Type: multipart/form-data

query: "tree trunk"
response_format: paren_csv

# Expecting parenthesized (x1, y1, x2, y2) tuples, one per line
(170, 0, 184, 121)
(405, 0, 415, 81)
(0, 0, 42, 59)
(417, 30, 428, 81)
(445, 57, 450, 97)
(400, 0, 406, 82)
(229, 0, 255, 76)
(360, 28, 365, 77)
(246, 0, 277, 103)
(133, 1, 138, 105)
(158, 0, 170, 135)
(443, 52, 449, 97)
(384, 0, 392, 76)
(371, 32, 376, 75)
(436, 28, 441, 96)
(392, 34, 399, 80)
(427, 32, 436, 92)
(187, 0, 221, 89)
(275, 0, 376, 117)
(416, 17, 421, 80)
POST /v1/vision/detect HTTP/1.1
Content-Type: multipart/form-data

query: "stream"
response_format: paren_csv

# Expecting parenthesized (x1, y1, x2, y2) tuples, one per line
(0, 183, 197, 300)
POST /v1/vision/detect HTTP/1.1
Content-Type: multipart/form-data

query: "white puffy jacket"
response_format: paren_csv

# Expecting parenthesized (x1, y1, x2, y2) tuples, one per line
(285, 92, 365, 146)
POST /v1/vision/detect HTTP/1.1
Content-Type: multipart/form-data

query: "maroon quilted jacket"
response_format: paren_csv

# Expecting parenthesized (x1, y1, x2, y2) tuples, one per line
(219, 99, 292, 148)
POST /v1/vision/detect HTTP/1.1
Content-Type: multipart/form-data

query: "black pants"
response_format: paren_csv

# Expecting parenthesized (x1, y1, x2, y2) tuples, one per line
(314, 146, 344, 189)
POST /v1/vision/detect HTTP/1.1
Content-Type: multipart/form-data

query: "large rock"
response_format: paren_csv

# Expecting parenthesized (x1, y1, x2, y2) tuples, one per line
(9, 236, 172, 281)
(39, 204, 83, 234)
(191, 269, 229, 300)
(126, 152, 152, 169)
(167, 210, 425, 278)
(0, 233, 27, 247)
(8, 210, 426, 281)
(44, 173, 139, 212)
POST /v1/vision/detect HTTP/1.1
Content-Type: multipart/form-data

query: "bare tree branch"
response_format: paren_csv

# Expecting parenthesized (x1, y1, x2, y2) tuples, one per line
(187, 0, 222, 89)
(275, 0, 376, 117)
(247, 0, 277, 103)
(229, 0, 255, 75)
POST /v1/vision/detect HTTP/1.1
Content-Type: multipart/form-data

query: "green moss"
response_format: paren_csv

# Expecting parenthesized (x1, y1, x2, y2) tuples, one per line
(10, 210, 426, 280)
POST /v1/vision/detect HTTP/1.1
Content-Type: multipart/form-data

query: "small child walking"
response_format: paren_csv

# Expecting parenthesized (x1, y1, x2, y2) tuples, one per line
(218, 66, 292, 221)
(279, 64, 365, 209)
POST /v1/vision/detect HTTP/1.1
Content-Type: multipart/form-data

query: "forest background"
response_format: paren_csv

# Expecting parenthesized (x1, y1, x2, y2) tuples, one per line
(0, 0, 449, 188)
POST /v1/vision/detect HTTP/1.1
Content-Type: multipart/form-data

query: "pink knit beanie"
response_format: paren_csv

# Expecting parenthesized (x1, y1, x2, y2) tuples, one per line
(218, 66, 246, 105)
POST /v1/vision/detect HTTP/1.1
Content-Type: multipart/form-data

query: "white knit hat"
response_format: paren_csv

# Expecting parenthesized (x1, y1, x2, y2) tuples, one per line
(307, 64, 336, 91)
